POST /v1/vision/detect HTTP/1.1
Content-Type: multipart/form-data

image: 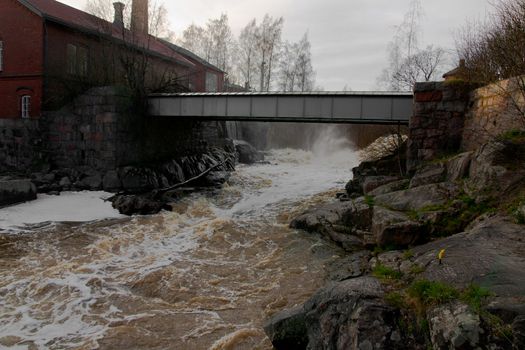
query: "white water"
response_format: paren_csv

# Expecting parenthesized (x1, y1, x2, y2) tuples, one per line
(0, 135, 359, 349)
(0, 191, 125, 232)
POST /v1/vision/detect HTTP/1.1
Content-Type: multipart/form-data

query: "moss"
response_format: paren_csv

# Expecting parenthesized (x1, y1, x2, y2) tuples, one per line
(364, 195, 375, 207)
(408, 280, 459, 307)
(373, 264, 403, 280)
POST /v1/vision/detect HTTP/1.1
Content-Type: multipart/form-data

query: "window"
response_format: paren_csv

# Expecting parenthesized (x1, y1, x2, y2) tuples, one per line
(0, 41, 3, 71)
(67, 43, 88, 77)
(21, 95, 31, 118)
(205, 72, 218, 92)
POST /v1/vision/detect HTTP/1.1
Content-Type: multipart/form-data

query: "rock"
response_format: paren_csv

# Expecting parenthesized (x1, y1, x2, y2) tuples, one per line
(264, 306, 308, 350)
(409, 162, 447, 188)
(326, 250, 372, 281)
(59, 176, 71, 188)
(111, 195, 169, 216)
(410, 216, 525, 297)
(234, 140, 264, 164)
(362, 176, 401, 194)
(119, 167, 159, 193)
(467, 141, 525, 196)
(198, 171, 231, 187)
(427, 302, 483, 350)
(371, 207, 426, 247)
(513, 315, 525, 349)
(301, 277, 403, 350)
(445, 152, 472, 182)
(161, 159, 185, 184)
(77, 173, 102, 190)
(290, 199, 372, 251)
(0, 178, 37, 207)
(47, 191, 60, 196)
(367, 179, 410, 196)
(486, 298, 525, 324)
(102, 170, 122, 192)
(374, 182, 459, 212)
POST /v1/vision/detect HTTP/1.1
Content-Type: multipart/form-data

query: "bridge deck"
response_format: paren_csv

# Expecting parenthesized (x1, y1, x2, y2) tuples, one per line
(148, 91, 413, 125)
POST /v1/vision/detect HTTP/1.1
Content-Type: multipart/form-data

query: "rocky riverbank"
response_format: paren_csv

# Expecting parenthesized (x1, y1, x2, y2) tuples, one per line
(0, 141, 265, 214)
(265, 137, 525, 349)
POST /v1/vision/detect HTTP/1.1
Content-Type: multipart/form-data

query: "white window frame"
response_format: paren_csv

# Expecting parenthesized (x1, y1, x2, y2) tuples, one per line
(0, 41, 3, 71)
(21, 95, 31, 118)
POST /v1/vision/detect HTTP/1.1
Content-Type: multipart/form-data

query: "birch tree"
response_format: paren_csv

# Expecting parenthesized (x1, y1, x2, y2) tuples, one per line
(378, 0, 446, 91)
(237, 19, 258, 90)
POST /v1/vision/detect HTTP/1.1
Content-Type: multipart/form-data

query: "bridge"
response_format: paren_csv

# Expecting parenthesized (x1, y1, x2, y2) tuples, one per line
(148, 91, 413, 125)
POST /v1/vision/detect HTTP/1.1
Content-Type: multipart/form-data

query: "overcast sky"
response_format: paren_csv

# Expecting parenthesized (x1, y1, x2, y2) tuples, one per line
(62, 0, 493, 91)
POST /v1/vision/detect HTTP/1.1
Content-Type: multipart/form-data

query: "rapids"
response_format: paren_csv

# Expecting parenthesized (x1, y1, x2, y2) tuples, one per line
(0, 138, 359, 349)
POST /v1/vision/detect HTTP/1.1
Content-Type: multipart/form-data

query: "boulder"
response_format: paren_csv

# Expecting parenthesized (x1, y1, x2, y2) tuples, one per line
(234, 140, 264, 164)
(410, 216, 525, 297)
(362, 176, 401, 194)
(371, 207, 426, 247)
(409, 163, 446, 188)
(0, 178, 37, 207)
(102, 170, 122, 192)
(77, 174, 102, 190)
(264, 277, 405, 350)
(59, 176, 71, 188)
(427, 302, 483, 350)
(290, 199, 372, 251)
(160, 159, 185, 184)
(374, 182, 459, 212)
(467, 141, 525, 197)
(445, 152, 473, 182)
(263, 306, 308, 350)
(119, 167, 160, 193)
(326, 250, 372, 281)
(367, 179, 410, 196)
(111, 195, 169, 216)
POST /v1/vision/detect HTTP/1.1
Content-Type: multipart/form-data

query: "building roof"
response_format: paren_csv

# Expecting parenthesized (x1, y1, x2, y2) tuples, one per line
(17, 0, 195, 68)
(160, 39, 224, 74)
(443, 59, 468, 80)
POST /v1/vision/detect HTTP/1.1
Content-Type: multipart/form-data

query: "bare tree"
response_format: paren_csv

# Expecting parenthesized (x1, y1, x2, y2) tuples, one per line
(85, 0, 173, 39)
(378, 0, 446, 91)
(237, 19, 258, 90)
(456, 0, 525, 124)
(254, 14, 284, 91)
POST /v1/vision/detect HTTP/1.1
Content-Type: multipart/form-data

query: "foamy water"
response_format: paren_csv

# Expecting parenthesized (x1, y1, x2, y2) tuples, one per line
(0, 138, 358, 349)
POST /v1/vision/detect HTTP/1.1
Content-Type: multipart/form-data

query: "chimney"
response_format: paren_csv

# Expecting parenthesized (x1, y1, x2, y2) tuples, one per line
(131, 0, 149, 35)
(113, 2, 124, 28)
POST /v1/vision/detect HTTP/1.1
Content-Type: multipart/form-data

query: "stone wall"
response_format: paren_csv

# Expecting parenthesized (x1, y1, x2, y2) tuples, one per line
(0, 118, 43, 173)
(1, 86, 230, 173)
(407, 81, 471, 172)
(462, 78, 525, 151)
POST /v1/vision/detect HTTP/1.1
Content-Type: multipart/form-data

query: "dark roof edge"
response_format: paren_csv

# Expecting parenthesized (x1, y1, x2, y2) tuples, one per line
(17, 0, 43, 17)
(160, 39, 225, 73)
(41, 15, 194, 68)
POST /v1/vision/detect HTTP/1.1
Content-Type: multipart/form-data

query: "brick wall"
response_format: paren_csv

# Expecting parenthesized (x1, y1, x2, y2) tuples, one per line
(462, 78, 525, 151)
(407, 81, 472, 172)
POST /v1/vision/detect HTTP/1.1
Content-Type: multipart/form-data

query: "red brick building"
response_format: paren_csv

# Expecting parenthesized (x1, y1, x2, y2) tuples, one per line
(0, 0, 225, 119)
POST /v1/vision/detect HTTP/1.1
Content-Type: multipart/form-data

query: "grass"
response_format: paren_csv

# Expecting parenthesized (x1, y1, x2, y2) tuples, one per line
(407, 279, 459, 307)
(372, 263, 403, 280)
(385, 291, 406, 308)
(403, 249, 414, 259)
(410, 264, 426, 275)
(460, 284, 492, 312)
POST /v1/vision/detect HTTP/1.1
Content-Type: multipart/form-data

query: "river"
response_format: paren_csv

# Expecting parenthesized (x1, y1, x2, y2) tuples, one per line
(0, 137, 358, 349)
